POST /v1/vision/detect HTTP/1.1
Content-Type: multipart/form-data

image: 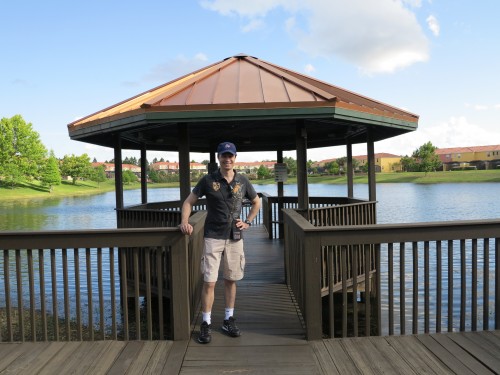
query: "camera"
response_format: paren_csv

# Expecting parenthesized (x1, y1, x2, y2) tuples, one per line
(231, 215, 242, 241)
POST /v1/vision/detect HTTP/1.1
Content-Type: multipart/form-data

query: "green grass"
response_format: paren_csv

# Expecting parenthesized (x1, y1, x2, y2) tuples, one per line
(1, 169, 499, 201)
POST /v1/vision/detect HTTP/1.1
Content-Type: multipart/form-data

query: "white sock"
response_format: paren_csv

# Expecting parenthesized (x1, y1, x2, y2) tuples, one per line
(225, 308, 234, 320)
(202, 311, 211, 325)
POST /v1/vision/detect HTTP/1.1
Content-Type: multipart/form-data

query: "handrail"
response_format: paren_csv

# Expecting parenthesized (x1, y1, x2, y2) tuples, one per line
(283, 209, 500, 340)
(0, 211, 206, 342)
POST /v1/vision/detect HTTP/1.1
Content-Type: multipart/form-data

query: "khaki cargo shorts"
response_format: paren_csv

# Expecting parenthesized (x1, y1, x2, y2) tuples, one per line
(201, 238, 245, 282)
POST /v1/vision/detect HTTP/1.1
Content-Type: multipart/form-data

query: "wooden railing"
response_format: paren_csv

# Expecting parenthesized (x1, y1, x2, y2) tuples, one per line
(0, 212, 206, 342)
(283, 209, 500, 340)
(117, 197, 262, 229)
(261, 195, 371, 239)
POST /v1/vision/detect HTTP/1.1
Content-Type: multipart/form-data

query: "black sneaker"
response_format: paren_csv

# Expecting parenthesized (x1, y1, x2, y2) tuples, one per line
(222, 316, 241, 337)
(198, 321, 212, 344)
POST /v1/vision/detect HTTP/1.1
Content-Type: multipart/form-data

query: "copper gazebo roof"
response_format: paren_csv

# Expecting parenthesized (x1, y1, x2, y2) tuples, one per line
(68, 53, 418, 153)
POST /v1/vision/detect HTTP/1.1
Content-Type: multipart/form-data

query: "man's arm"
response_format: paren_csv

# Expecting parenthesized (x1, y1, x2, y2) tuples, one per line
(179, 192, 199, 235)
(241, 195, 261, 229)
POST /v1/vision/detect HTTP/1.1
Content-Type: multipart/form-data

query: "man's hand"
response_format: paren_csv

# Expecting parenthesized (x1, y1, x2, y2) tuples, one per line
(179, 222, 193, 235)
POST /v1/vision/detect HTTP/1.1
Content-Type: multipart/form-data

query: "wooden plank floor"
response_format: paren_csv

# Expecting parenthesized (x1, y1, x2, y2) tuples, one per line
(1, 225, 500, 374)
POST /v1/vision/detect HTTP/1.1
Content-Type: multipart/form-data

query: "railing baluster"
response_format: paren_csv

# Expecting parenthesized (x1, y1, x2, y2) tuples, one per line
(424, 241, 429, 333)
(352, 245, 358, 337)
(364, 244, 371, 337)
(328, 247, 335, 338)
(120, 249, 129, 340)
(38, 249, 47, 341)
(400, 242, 405, 335)
(28, 249, 36, 341)
(50, 249, 59, 341)
(388, 243, 394, 335)
(110, 247, 117, 340)
(448, 240, 454, 332)
(341, 246, 347, 337)
(74, 248, 82, 340)
(145, 248, 152, 340)
(436, 241, 442, 333)
(460, 239, 466, 331)
(483, 239, 489, 330)
(98, 248, 104, 340)
(157, 247, 164, 339)
(133, 247, 141, 340)
(86, 248, 94, 341)
(62, 249, 70, 341)
(16, 249, 24, 342)
(412, 242, 418, 334)
(4, 250, 13, 341)
(472, 239, 477, 331)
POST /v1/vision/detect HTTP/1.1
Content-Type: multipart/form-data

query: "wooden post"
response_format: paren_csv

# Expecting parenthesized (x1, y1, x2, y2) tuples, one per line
(367, 128, 376, 203)
(178, 124, 191, 203)
(347, 143, 354, 198)
(303, 234, 323, 340)
(170, 234, 191, 340)
(296, 121, 309, 213)
(140, 144, 147, 204)
(277, 149, 284, 239)
(114, 136, 124, 211)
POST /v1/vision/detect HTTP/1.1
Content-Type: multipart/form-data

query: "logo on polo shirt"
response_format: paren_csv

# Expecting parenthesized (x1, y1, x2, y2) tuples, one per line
(212, 181, 220, 191)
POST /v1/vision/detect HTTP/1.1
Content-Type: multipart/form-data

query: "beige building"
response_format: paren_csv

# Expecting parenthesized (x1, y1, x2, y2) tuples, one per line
(436, 145, 500, 170)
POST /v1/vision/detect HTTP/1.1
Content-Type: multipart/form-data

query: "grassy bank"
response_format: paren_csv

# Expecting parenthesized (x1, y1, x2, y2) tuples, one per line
(1, 170, 499, 202)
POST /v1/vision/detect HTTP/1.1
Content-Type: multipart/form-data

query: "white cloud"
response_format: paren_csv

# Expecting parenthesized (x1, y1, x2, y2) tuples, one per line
(242, 19, 265, 32)
(473, 104, 488, 111)
(201, 0, 430, 75)
(426, 15, 440, 36)
(200, 0, 292, 17)
(376, 116, 500, 156)
(304, 63, 315, 73)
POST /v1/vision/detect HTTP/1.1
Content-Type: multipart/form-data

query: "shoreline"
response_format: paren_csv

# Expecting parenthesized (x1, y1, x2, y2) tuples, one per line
(1, 170, 499, 202)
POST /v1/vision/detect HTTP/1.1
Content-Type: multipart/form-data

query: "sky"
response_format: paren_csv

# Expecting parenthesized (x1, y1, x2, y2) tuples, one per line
(1, 0, 500, 163)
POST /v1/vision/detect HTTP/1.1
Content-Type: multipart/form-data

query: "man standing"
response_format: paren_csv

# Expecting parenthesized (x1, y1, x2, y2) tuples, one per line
(179, 142, 261, 344)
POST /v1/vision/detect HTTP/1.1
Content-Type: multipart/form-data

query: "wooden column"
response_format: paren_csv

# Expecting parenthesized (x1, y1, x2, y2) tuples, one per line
(346, 142, 354, 198)
(114, 135, 124, 211)
(367, 128, 376, 203)
(140, 144, 147, 204)
(296, 121, 309, 212)
(277, 149, 284, 240)
(208, 146, 218, 174)
(178, 124, 191, 203)
(277, 149, 284, 198)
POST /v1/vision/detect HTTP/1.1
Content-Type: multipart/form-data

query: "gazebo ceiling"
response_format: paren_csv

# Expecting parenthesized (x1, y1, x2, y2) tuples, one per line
(67, 53, 418, 153)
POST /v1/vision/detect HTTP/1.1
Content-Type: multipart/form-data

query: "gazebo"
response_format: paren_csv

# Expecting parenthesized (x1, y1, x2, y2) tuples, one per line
(68, 53, 418, 213)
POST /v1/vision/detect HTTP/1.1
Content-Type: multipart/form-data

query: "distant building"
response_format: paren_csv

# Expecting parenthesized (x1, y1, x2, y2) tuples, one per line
(150, 161, 206, 174)
(234, 161, 276, 174)
(436, 145, 500, 171)
(313, 153, 403, 173)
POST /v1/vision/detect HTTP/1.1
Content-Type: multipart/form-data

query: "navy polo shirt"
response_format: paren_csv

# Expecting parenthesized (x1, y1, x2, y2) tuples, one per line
(192, 169, 257, 239)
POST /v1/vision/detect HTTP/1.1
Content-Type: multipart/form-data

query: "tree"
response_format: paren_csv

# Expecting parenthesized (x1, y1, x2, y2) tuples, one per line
(283, 156, 297, 176)
(0, 115, 47, 187)
(400, 155, 416, 172)
(325, 161, 340, 175)
(40, 151, 61, 192)
(122, 170, 138, 184)
(60, 154, 92, 184)
(257, 165, 271, 180)
(90, 164, 107, 187)
(412, 142, 441, 174)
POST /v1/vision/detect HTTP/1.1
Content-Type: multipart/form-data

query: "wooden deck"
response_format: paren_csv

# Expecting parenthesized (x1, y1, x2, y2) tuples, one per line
(1, 225, 500, 374)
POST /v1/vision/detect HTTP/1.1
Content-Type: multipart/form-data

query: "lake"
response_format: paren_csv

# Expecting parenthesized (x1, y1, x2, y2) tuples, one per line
(1, 183, 499, 231)
(1, 182, 499, 337)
